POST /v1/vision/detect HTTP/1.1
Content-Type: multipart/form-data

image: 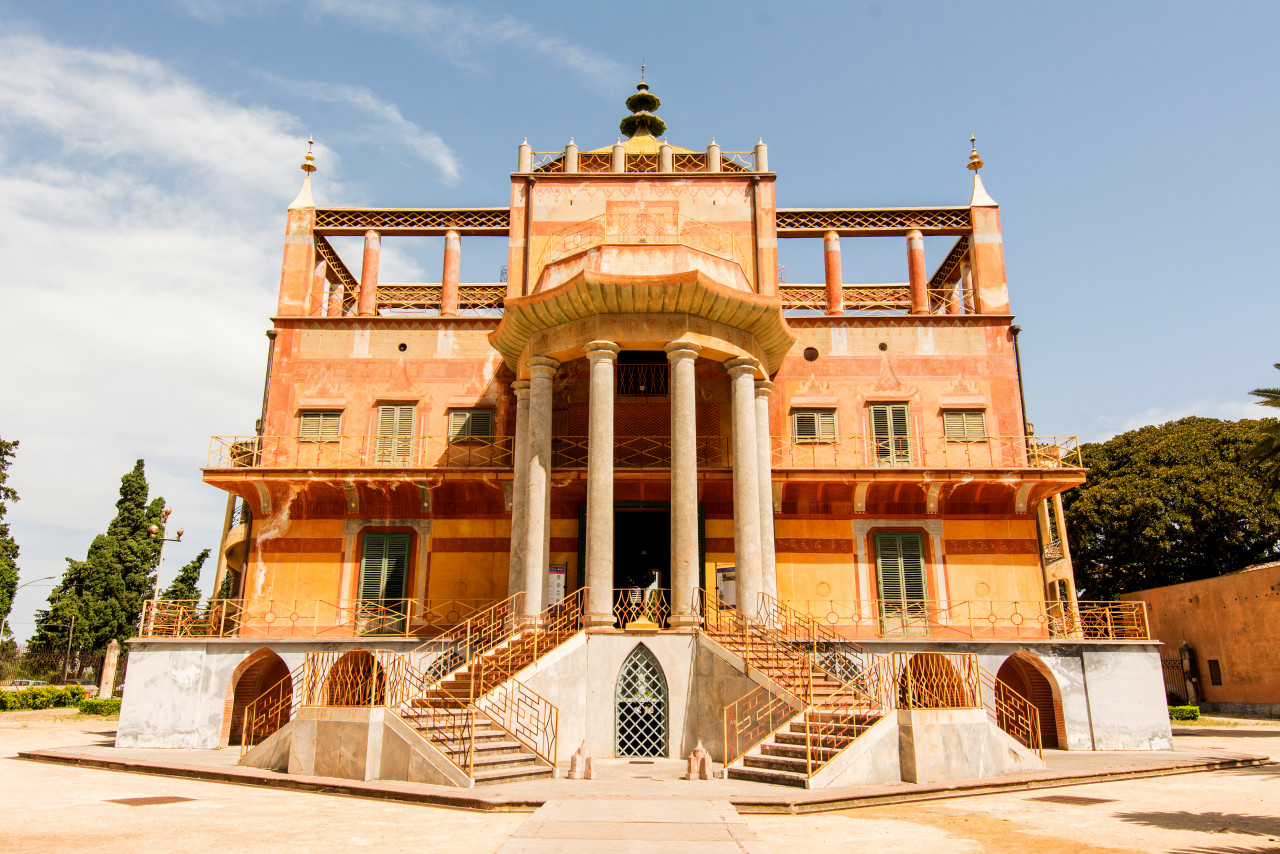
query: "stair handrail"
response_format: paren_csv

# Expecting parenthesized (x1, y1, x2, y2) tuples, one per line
(407, 591, 525, 683)
(239, 661, 305, 757)
(461, 586, 588, 702)
(980, 667, 1043, 756)
(696, 587, 817, 702)
(388, 657, 478, 777)
(475, 675, 560, 767)
(801, 667, 894, 777)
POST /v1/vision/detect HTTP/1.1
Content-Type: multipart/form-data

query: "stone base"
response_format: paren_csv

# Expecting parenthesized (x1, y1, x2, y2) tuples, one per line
(667, 615, 704, 629)
(581, 614, 618, 629)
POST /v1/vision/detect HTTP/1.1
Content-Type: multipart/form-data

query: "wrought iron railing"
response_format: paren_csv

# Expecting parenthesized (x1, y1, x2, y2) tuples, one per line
(779, 598, 1149, 641)
(207, 435, 516, 470)
(475, 677, 559, 767)
(530, 151, 757, 174)
(138, 597, 499, 639)
(613, 588, 670, 628)
(375, 283, 505, 317)
(981, 666, 1042, 756)
(551, 435, 729, 469)
(239, 661, 303, 754)
(771, 435, 1083, 469)
(406, 592, 525, 680)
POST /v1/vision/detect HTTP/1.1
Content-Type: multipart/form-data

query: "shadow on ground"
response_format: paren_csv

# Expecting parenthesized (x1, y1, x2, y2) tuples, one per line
(1115, 811, 1280, 837)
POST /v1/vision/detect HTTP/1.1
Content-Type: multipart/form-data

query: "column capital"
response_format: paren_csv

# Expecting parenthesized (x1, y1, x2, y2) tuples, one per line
(664, 340, 703, 360)
(583, 340, 620, 361)
(526, 356, 560, 378)
(512, 379, 531, 395)
(364, 229, 380, 240)
(445, 229, 460, 240)
(724, 355, 761, 378)
(754, 379, 774, 397)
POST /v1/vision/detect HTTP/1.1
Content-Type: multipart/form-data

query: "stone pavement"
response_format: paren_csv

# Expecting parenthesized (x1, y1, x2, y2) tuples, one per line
(499, 798, 769, 854)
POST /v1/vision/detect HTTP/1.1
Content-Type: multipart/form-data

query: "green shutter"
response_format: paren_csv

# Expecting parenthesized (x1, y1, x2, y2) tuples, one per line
(449, 409, 494, 442)
(943, 410, 985, 440)
(359, 534, 388, 600)
(870, 404, 911, 464)
(792, 409, 836, 443)
(376, 405, 414, 463)
(358, 533, 410, 634)
(299, 411, 341, 442)
(876, 532, 927, 629)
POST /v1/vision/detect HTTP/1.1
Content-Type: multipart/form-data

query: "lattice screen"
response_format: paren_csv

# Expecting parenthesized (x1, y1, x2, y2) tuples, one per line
(615, 645, 668, 757)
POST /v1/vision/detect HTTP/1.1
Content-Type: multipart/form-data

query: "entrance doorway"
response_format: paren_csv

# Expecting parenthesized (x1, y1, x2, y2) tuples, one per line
(614, 506, 671, 590)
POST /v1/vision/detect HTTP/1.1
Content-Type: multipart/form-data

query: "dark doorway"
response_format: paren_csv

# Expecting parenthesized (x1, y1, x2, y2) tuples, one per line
(614, 507, 671, 591)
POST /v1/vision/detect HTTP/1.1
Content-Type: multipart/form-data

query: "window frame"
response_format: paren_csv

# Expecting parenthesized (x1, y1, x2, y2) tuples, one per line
(791, 408, 838, 444)
(298, 410, 343, 443)
(447, 408, 496, 443)
(942, 409, 987, 442)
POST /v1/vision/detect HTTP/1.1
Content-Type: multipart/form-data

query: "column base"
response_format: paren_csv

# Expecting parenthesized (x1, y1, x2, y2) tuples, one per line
(582, 614, 618, 629)
(667, 614, 704, 629)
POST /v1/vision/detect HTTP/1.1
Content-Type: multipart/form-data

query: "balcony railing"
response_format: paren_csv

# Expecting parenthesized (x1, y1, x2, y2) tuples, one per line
(778, 599, 1149, 641)
(772, 435, 1083, 469)
(137, 597, 499, 639)
(208, 433, 1079, 472)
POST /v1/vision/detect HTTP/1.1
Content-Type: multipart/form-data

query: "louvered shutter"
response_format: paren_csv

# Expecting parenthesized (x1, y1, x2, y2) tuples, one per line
(359, 534, 388, 600)
(876, 534, 904, 601)
(299, 411, 341, 442)
(449, 409, 494, 441)
(382, 535, 409, 599)
(871, 404, 911, 464)
(793, 410, 817, 442)
(943, 410, 985, 440)
(376, 405, 414, 463)
(876, 532, 927, 627)
(817, 410, 837, 442)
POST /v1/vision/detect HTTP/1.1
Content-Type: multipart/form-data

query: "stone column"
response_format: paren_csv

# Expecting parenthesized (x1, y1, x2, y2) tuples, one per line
(327, 279, 344, 317)
(659, 141, 673, 173)
(666, 341, 703, 627)
(611, 139, 626, 173)
(706, 139, 721, 173)
(907, 229, 927, 315)
(507, 380, 532, 599)
(726, 357, 763, 620)
(754, 380, 778, 602)
(440, 230, 460, 317)
(754, 138, 769, 173)
(310, 260, 327, 317)
(522, 356, 559, 620)
(358, 230, 381, 317)
(583, 341, 620, 629)
(823, 231, 843, 315)
(960, 261, 978, 314)
(211, 493, 235, 600)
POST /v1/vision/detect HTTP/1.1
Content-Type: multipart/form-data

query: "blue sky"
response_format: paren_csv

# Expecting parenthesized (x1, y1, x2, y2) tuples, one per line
(2, 0, 1277, 640)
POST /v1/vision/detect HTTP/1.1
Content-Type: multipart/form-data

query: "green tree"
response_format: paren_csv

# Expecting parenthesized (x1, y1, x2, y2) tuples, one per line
(32, 460, 166, 650)
(1247, 363, 1280, 501)
(160, 548, 209, 600)
(1063, 417, 1280, 600)
(0, 437, 20, 642)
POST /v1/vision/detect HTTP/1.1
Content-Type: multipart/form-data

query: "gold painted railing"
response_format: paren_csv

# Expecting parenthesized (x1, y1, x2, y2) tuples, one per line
(613, 587, 670, 628)
(892, 649, 982, 709)
(407, 592, 525, 679)
(240, 661, 303, 754)
(772, 435, 1083, 469)
(552, 436, 728, 468)
(781, 598, 1150, 641)
(207, 435, 516, 469)
(375, 283, 505, 316)
(475, 678, 559, 768)
(982, 667, 1042, 756)
(139, 598, 498, 639)
(299, 648, 409, 707)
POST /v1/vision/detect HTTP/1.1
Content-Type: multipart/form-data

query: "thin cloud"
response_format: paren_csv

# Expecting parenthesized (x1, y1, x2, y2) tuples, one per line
(262, 75, 461, 184)
(306, 0, 628, 92)
(1086, 399, 1263, 443)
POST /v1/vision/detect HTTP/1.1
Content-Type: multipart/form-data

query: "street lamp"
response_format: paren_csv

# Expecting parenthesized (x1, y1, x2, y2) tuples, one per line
(0, 576, 55, 641)
(149, 507, 183, 595)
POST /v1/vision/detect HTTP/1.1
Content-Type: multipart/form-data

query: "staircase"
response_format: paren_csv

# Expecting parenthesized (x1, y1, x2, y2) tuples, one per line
(394, 588, 587, 786)
(699, 590, 892, 787)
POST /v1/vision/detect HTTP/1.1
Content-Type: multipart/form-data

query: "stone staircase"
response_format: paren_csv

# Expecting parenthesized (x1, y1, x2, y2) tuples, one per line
(700, 590, 890, 787)
(398, 706, 554, 784)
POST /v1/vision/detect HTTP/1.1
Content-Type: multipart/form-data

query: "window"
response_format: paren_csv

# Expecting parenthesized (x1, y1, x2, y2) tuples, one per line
(876, 532, 927, 630)
(870, 404, 912, 465)
(1207, 659, 1222, 686)
(375, 404, 414, 464)
(942, 410, 986, 441)
(298, 410, 342, 442)
(448, 409, 495, 442)
(357, 533, 410, 634)
(792, 409, 837, 443)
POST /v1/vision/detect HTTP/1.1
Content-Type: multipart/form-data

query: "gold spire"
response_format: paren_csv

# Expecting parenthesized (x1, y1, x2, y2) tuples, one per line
(967, 134, 984, 173)
(301, 136, 317, 174)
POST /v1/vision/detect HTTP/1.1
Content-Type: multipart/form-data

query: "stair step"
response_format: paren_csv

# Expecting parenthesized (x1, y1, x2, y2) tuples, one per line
(774, 731, 855, 749)
(727, 765, 808, 788)
(760, 742, 843, 762)
(472, 764, 555, 785)
(743, 753, 819, 774)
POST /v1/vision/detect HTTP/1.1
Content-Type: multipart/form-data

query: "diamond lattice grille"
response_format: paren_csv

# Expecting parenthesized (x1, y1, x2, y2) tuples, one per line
(615, 645, 668, 757)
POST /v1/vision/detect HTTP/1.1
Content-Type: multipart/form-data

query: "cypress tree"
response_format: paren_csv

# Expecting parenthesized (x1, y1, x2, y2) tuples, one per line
(0, 437, 20, 643)
(33, 460, 165, 650)
(161, 548, 210, 601)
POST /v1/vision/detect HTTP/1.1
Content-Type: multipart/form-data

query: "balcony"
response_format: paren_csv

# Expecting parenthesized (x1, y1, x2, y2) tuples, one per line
(206, 434, 1080, 472)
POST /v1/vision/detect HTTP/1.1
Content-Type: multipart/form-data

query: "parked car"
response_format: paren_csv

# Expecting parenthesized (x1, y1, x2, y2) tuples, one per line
(2, 679, 49, 691)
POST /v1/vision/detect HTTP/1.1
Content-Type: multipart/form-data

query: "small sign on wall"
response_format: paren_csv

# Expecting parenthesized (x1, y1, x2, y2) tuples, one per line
(716, 566, 736, 608)
(547, 564, 566, 606)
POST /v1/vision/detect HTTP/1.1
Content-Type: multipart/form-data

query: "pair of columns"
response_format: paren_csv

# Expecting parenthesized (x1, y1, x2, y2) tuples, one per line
(346, 229, 463, 318)
(821, 230, 973, 316)
(506, 342, 777, 625)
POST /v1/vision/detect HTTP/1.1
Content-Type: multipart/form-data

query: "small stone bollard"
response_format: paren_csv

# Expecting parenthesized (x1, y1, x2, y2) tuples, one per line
(568, 740, 595, 780)
(684, 740, 713, 780)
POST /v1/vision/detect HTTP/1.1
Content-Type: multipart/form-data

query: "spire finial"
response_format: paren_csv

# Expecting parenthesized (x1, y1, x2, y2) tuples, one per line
(967, 134, 983, 173)
(300, 136, 317, 174)
(641, 60, 645, 83)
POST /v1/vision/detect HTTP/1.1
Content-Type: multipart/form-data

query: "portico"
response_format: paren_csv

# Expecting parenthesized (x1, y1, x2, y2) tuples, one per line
(491, 270, 794, 627)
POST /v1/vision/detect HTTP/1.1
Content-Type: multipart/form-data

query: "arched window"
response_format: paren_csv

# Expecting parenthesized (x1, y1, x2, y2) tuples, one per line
(615, 644, 668, 757)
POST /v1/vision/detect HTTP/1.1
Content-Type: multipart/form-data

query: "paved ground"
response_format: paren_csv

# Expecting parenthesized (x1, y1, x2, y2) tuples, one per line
(2, 711, 1277, 854)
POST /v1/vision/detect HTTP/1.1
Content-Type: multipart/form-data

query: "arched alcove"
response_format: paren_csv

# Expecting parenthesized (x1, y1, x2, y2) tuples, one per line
(996, 651, 1066, 749)
(615, 644, 669, 757)
(898, 650, 975, 709)
(322, 650, 385, 706)
(222, 648, 292, 746)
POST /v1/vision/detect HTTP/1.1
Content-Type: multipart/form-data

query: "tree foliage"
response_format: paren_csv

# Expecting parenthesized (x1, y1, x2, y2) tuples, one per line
(160, 548, 209, 601)
(0, 437, 19, 640)
(32, 460, 165, 651)
(1247, 363, 1280, 500)
(1063, 417, 1280, 600)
